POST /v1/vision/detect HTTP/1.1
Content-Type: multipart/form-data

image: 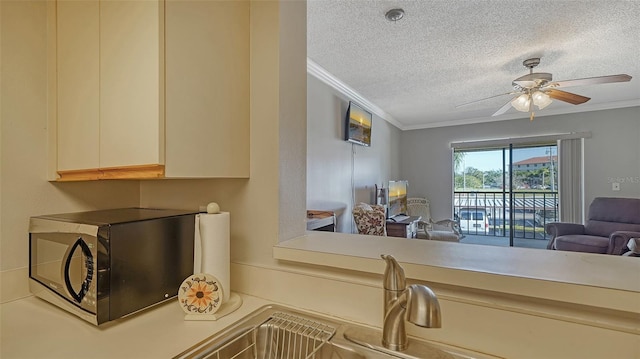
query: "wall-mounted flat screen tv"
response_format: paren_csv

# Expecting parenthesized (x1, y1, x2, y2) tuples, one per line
(387, 180, 408, 218)
(345, 101, 372, 147)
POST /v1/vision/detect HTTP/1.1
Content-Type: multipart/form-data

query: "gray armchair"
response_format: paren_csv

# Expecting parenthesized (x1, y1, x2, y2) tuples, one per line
(546, 197, 640, 255)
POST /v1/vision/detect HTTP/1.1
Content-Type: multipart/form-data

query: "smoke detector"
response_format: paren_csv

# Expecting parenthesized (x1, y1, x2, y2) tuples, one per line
(385, 8, 405, 22)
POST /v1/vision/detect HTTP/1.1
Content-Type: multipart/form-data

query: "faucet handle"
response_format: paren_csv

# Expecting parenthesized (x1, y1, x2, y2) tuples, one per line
(381, 254, 406, 291)
(406, 284, 442, 328)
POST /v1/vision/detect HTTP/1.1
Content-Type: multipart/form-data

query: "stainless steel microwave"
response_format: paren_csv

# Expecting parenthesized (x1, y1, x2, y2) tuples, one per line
(29, 208, 197, 325)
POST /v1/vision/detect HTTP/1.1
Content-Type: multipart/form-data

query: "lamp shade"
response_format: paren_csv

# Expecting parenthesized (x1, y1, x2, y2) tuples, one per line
(511, 93, 531, 112)
(532, 91, 553, 109)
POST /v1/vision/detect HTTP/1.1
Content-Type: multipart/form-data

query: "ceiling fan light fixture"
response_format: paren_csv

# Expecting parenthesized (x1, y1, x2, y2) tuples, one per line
(511, 93, 531, 112)
(461, 57, 630, 119)
(532, 91, 552, 109)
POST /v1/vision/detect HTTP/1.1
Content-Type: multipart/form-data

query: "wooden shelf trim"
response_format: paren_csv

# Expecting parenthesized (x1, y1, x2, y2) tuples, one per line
(57, 164, 165, 181)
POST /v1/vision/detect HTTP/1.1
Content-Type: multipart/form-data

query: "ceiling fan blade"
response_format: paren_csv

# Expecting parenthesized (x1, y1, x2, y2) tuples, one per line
(544, 74, 631, 89)
(455, 92, 515, 108)
(492, 98, 515, 116)
(546, 89, 590, 105)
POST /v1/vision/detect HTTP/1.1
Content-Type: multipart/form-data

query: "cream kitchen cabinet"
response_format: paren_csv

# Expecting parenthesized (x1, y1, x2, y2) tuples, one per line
(54, 0, 249, 181)
(56, 0, 100, 174)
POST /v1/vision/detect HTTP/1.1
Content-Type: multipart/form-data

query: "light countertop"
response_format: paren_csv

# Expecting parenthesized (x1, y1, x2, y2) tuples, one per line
(0, 293, 269, 358)
(0, 293, 496, 359)
(276, 232, 640, 314)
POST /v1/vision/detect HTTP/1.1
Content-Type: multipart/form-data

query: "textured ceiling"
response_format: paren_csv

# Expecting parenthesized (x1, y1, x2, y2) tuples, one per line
(307, 0, 640, 129)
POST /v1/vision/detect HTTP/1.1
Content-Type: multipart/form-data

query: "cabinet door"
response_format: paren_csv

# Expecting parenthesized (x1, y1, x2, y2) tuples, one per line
(165, 0, 249, 177)
(99, 0, 164, 169)
(56, 0, 100, 171)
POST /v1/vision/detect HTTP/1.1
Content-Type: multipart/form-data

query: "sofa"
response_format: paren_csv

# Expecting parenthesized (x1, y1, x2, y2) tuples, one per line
(546, 197, 640, 255)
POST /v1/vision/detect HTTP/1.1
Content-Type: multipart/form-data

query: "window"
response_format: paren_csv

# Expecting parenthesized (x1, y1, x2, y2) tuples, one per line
(453, 144, 559, 248)
(451, 133, 587, 248)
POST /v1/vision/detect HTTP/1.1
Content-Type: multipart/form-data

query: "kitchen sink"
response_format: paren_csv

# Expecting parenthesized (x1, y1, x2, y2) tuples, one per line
(173, 305, 476, 359)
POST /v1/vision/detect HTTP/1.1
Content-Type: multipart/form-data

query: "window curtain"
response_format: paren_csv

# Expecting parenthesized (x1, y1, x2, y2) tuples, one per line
(557, 138, 584, 223)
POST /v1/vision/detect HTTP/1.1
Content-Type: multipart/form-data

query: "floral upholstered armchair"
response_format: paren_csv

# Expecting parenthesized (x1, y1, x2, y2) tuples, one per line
(353, 203, 387, 236)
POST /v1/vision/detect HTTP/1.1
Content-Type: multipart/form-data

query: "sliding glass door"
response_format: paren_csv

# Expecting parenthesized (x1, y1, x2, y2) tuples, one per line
(453, 144, 559, 249)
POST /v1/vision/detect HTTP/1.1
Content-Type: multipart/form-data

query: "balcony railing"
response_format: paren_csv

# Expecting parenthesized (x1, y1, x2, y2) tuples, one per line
(454, 191, 558, 241)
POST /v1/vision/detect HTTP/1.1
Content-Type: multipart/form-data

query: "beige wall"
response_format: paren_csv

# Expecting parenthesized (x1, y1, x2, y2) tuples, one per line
(307, 74, 402, 233)
(0, 0, 307, 301)
(0, 0, 140, 303)
(0, 1, 306, 299)
(277, 0, 308, 242)
(141, 2, 298, 265)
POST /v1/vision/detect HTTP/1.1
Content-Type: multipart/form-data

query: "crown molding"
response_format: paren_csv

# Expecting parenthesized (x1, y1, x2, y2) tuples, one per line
(307, 58, 639, 131)
(307, 58, 405, 130)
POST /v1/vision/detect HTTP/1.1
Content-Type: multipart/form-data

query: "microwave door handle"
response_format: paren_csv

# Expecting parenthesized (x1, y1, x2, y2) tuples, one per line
(63, 238, 94, 303)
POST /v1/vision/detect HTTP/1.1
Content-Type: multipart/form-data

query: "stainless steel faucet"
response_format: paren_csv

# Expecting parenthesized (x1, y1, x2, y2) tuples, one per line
(381, 254, 441, 351)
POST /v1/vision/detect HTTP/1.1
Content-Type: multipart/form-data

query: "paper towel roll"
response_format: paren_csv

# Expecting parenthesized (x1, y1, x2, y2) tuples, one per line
(194, 212, 230, 302)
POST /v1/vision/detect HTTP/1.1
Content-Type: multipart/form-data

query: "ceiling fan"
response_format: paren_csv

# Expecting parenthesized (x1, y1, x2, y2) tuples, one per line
(458, 58, 632, 121)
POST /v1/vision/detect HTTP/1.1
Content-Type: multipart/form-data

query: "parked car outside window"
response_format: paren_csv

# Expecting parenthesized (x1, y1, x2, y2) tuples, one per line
(458, 208, 490, 234)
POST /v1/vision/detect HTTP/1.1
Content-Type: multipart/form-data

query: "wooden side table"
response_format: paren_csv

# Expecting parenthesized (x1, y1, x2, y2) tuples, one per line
(386, 216, 421, 238)
(306, 210, 336, 232)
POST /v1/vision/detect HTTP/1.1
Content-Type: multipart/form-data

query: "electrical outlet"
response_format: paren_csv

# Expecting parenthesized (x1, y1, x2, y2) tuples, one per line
(612, 182, 620, 191)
